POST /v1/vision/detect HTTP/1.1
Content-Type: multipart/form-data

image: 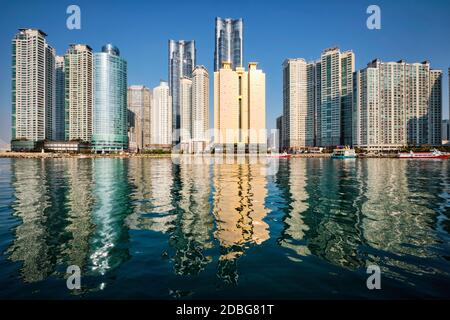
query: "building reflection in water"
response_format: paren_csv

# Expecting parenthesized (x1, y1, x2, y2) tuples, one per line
(277, 159, 366, 270)
(127, 158, 175, 233)
(8, 159, 58, 282)
(5, 156, 449, 295)
(168, 158, 214, 276)
(89, 158, 132, 277)
(276, 159, 311, 261)
(361, 159, 445, 278)
(213, 158, 270, 284)
(64, 159, 95, 270)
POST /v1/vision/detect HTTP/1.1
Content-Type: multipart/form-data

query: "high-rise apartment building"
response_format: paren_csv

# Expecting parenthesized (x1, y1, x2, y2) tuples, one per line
(128, 85, 152, 152)
(282, 59, 314, 150)
(54, 56, 65, 141)
(276, 115, 283, 152)
(319, 48, 355, 147)
(442, 120, 449, 144)
(191, 66, 209, 152)
(353, 59, 443, 151)
(214, 62, 266, 152)
(282, 48, 354, 150)
(179, 77, 192, 151)
(92, 44, 128, 152)
(64, 44, 93, 142)
(168, 40, 196, 144)
(152, 81, 172, 146)
(179, 65, 210, 153)
(11, 29, 55, 142)
(214, 17, 243, 72)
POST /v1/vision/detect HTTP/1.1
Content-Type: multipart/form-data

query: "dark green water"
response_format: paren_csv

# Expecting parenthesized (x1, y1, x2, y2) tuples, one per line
(0, 157, 449, 299)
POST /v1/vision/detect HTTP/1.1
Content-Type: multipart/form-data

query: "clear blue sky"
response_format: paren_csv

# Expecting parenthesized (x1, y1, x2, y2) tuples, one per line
(1, 0, 449, 143)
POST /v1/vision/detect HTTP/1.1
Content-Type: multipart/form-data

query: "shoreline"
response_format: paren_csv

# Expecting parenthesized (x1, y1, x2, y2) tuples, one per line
(0, 151, 405, 159)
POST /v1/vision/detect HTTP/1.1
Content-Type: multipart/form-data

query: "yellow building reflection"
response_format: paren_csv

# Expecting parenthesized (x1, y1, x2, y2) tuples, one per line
(213, 160, 270, 260)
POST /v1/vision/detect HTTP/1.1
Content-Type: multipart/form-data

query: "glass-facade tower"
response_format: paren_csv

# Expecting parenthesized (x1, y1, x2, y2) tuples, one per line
(92, 44, 128, 152)
(168, 40, 196, 145)
(214, 17, 243, 72)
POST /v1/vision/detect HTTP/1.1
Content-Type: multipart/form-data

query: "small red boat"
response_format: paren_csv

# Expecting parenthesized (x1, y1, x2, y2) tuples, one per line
(398, 149, 450, 159)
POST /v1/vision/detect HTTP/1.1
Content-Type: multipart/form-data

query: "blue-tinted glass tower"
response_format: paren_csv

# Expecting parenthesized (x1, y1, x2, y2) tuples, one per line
(92, 44, 128, 152)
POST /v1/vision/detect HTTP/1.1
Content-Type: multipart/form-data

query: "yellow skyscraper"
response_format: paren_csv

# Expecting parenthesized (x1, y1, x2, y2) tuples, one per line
(214, 62, 266, 152)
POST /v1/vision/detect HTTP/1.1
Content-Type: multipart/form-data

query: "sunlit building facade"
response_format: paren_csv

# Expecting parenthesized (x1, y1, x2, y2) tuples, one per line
(54, 56, 65, 141)
(127, 85, 152, 152)
(168, 40, 196, 144)
(282, 58, 314, 150)
(191, 66, 210, 153)
(152, 81, 172, 146)
(214, 62, 266, 152)
(319, 48, 355, 147)
(64, 44, 93, 142)
(92, 44, 128, 152)
(214, 17, 243, 71)
(11, 29, 55, 142)
(353, 60, 443, 151)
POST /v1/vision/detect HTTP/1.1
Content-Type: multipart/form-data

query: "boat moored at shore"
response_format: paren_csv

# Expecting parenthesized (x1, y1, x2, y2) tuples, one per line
(398, 149, 450, 159)
(331, 146, 357, 159)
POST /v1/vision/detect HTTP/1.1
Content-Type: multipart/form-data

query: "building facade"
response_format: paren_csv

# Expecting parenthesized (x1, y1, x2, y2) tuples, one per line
(282, 58, 314, 150)
(168, 40, 196, 144)
(179, 65, 210, 153)
(276, 115, 283, 152)
(152, 81, 172, 146)
(319, 48, 355, 147)
(353, 60, 443, 151)
(191, 66, 210, 153)
(214, 17, 243, 71)
(128, 85, 152, 152)
(64, 44, 93, 142)
(179, 77, 192, 152)
(12, 29, 55, 142)
(92, 44, 128, 152)
(54, 56, 65, 141)
(214, 62, 266, 152)
(281, 48, 354, 150)
(442, 120, 449, 145)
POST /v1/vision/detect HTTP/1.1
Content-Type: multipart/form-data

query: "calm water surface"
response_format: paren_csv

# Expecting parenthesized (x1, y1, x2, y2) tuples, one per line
(0, 157, 449, 299)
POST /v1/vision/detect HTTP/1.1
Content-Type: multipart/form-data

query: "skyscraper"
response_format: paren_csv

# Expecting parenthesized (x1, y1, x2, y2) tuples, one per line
(191, 66, 209, 153)
(54, 56, 65, 141)
(442, 120, 450, 144)
(128, 85, 152, 152)
(282, 59, 315, 150)
(276, 115, 283, 152)
(353, 59, 443, 151)
(179, 65, 210, 153)
(168, 40, 196, 144)
(214, 17, 243, 71)
(92, 44, 128, 152)
(152, 81, 172, 146)
(64, 44, 93, 142)
(179, 77, 192, 152)
(11, 29, 55, 142)
(319, 47, 355, 147)
(214, 62, 266, 152)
